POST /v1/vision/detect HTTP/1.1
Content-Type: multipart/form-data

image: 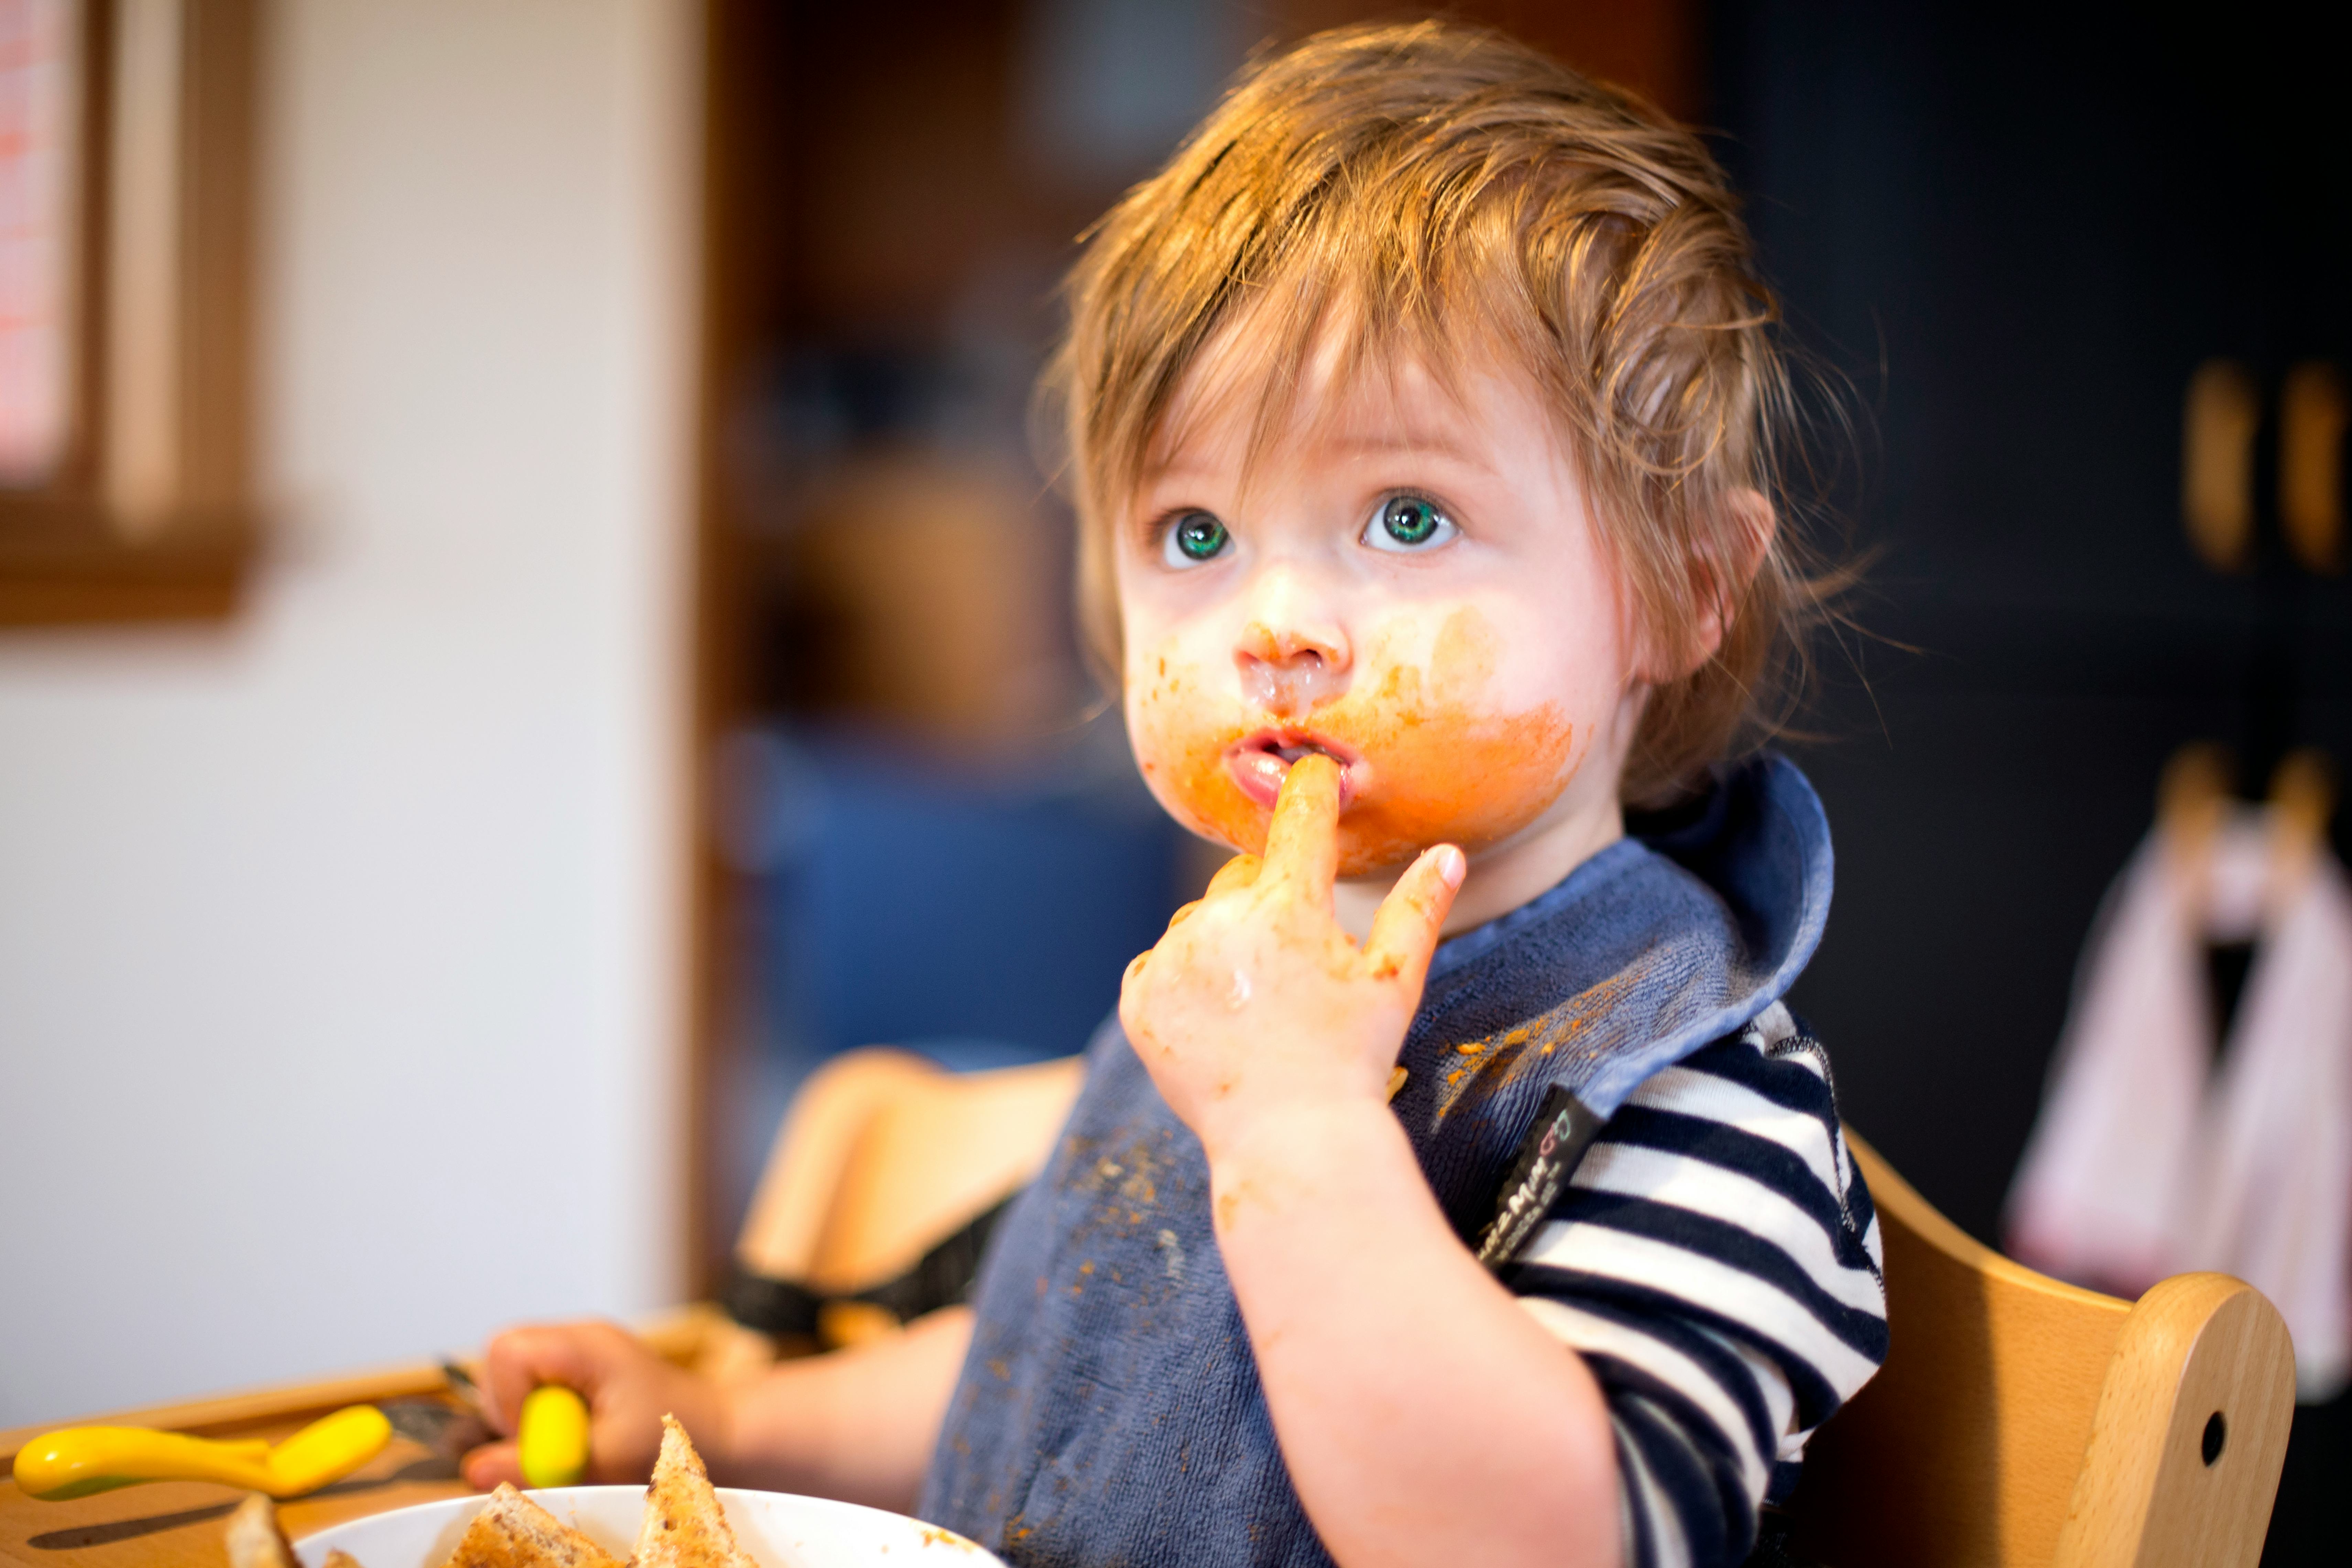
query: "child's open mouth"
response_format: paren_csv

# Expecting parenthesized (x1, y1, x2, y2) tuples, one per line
(1225, 730, 1366, 811)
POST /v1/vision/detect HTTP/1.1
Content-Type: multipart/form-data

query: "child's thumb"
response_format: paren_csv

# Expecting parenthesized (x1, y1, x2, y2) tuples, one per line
(1363, 844, 1466, 985)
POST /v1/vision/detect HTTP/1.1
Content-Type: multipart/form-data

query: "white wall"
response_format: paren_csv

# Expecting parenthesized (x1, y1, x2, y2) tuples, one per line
(0, 0, 696, 1426)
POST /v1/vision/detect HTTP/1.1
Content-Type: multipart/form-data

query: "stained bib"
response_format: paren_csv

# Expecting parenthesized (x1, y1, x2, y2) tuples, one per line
(918, 756, 1832, 1567)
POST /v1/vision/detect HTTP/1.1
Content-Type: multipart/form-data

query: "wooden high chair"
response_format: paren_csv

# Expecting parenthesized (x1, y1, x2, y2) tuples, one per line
(687, 1053, 2296, 1568)
(1783, 1135, 2294, 1568)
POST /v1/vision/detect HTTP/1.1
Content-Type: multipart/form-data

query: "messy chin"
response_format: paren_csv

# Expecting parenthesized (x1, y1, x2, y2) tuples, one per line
(1137, 739, 1575, 880)
(1125, 663, 1580, 878)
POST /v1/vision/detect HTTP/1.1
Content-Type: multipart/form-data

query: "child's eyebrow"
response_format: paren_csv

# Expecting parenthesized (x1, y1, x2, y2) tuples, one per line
(1323, 431, 1491, 470)
(1137, 435, 1493, 492)
(1133, 455, 1226, 492)
(1136, 415, 1494, 487)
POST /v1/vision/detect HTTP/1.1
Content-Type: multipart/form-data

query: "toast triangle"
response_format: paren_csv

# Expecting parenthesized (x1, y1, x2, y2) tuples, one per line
(633, 1416, 758, 1568)
(224, 1495, 299, 1568)
(442, 1483, 627, 1568)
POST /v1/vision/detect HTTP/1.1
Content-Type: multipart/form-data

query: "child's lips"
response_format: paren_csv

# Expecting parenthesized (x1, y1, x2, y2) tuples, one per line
(1224, 730, 1366, 810)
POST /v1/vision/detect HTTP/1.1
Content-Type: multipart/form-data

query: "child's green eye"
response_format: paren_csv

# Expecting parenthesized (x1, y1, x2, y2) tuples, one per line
(1364, 494, 1458, 553)
(1163, 511, 1231, 567)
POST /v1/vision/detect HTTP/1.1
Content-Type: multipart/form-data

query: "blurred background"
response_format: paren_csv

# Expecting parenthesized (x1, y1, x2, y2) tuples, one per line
(2, 0, 2346, 1559)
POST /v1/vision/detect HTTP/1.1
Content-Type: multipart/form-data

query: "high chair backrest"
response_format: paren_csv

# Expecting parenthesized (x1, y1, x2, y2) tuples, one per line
(651, 1047, 1091, 1375)
(1787, 1133, 2295, 1568)
(736, 1047, 1086, 1294)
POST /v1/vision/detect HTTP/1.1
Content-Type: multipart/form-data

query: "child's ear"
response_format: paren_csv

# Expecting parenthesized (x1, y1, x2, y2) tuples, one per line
(1647, 487, 1777, 682)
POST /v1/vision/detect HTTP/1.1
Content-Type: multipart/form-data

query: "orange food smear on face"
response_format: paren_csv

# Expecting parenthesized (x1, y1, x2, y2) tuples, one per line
(1130, 606, 1579, 878)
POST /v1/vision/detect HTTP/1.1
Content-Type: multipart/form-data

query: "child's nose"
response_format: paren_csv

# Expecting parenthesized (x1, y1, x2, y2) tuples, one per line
(1236, 620, 1350, 716)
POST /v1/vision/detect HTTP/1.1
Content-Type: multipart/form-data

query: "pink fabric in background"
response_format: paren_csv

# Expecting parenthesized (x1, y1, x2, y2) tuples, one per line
(2008, 811, 2352, 1398)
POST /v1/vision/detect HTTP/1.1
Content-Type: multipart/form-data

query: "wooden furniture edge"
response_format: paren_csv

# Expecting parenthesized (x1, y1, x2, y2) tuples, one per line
(2052, 1272, 2296, 1568)
(0, 514, 259, 628)
(1845, 1129, 2130, 1317)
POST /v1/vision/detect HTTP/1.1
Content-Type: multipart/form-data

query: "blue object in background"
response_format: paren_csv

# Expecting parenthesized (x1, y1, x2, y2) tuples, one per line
(744, 718, 1189, 1068)
(718, 716, 1192, 1227)
(715, 715, 1196, 1228)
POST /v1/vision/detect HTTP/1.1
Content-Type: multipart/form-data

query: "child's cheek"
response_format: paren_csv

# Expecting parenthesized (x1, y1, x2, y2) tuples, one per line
(1330, 607, 1578, 873)
(1127, 608, 1581, 877)
(1128, 647, 1268, 856)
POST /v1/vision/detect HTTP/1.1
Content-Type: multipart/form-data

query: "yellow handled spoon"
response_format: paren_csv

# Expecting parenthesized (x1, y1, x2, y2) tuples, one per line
(12, 1404, 392, 1501)
(515, 1386, 590, 1488)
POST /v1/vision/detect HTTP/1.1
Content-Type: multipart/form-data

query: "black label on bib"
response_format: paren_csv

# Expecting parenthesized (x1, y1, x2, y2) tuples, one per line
(1473, 1085, 1606, 1269)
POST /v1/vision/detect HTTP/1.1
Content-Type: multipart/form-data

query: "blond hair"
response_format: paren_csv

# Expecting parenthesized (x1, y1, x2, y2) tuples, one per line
(1047, 19, 1823, 805)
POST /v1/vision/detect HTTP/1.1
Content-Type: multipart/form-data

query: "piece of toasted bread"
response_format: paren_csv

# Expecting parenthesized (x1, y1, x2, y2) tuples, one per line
(442, 1484, 626, 1568)
(323, 1551, 366, 1568)
(224, 1495, 300, 1568)
(633, 1416, 757, 1568)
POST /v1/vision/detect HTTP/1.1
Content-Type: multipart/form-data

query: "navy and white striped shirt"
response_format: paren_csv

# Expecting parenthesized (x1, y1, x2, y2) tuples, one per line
(1502, 1002, 1887, 1568)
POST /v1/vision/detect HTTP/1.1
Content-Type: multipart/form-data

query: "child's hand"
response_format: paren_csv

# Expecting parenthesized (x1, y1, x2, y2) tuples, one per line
(459, 1319, 731, 1489)
(1119, 754, 1465, 1164)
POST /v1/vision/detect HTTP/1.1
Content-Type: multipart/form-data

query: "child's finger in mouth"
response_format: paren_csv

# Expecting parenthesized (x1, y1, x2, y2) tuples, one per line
(1260, 753, 1345, 888)
(1225, 730, 1365, 811)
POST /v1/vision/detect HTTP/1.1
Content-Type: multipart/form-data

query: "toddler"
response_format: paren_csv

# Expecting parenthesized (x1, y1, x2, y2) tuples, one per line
(467, 22, 1886, 1568)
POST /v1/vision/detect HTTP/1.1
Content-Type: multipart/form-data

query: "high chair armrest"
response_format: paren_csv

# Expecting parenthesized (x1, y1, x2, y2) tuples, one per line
(2052, 1272, 2294, 1568)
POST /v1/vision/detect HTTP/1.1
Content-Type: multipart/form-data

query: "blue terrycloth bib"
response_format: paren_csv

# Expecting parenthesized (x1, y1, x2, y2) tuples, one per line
(919, 756, 1833, 1567)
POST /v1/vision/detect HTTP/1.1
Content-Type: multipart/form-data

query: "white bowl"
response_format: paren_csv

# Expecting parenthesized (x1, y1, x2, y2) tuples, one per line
(295, 1485, 1005, 1568)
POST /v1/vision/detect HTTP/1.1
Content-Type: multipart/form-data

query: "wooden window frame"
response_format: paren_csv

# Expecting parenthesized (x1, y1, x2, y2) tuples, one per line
(0, 0, 259, 627)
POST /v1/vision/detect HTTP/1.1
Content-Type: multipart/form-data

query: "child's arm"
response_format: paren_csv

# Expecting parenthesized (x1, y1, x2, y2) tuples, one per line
(460, 1306, 972, 1513)
(1119, 756, 1621, 1568)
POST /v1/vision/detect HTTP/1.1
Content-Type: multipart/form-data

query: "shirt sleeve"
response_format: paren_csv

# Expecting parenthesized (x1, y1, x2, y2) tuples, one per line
(1499, 1003, 1888, 1568)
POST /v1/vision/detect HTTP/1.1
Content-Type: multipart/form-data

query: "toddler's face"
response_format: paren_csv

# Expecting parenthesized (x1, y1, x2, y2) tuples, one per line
(1116, 330, 1645, 881)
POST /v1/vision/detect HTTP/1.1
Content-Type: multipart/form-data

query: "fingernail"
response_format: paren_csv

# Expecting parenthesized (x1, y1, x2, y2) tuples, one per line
(1438, 846, 1466, 887)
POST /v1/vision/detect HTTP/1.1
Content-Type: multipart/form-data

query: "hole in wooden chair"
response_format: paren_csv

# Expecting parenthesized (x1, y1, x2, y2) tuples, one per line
(2202, 1411, 2226, 1466)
